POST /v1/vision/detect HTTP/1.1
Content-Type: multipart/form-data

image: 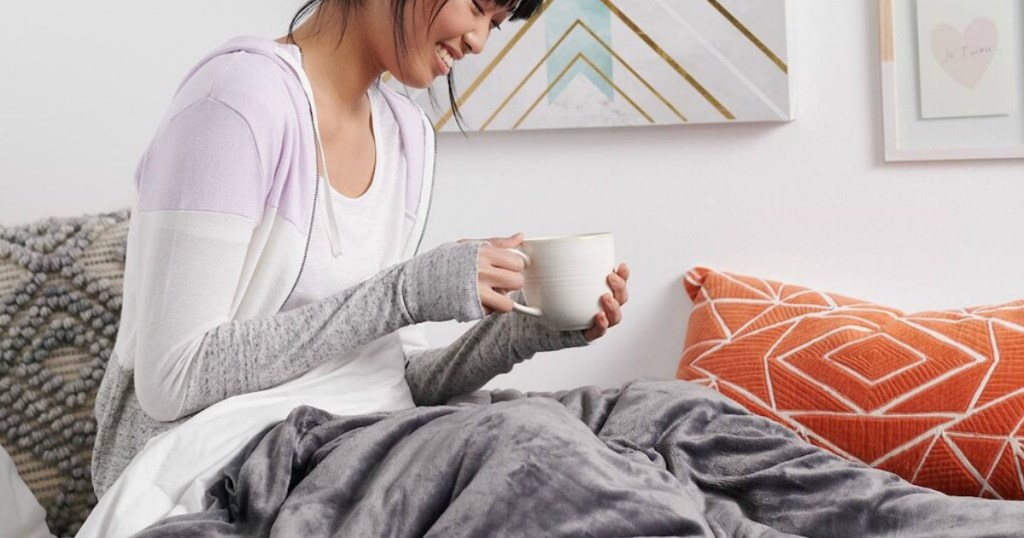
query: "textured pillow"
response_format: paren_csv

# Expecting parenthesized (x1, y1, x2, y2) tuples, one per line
(677, 266, 1024, 500)
(0, 211, 129, 536)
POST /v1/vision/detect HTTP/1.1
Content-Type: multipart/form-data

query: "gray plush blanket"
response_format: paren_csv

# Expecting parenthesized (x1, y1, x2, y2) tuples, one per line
(136, 380, 1024, 537)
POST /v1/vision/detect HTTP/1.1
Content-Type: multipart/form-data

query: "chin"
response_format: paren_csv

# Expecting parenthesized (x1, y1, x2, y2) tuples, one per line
(386, 63, 437, 89)
(392, 76, 434, 89)
(402, 78, 434, 89)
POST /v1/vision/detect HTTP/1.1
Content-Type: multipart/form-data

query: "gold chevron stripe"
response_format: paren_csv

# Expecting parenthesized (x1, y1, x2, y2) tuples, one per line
(436, 0, 731, 129)
(512, 52, 653, 130)
(481, 18, 689, 130)
(574, 20, 687, 122)
(480, 18, 585, 131)
(435, 0, 555, 130)
(576, 54, 652, 123)
(600, 0, 734, 119)
(705, 0, 788, 74)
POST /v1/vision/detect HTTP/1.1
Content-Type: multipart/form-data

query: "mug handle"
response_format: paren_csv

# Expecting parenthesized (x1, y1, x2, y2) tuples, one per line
(501, 248, 543, 317)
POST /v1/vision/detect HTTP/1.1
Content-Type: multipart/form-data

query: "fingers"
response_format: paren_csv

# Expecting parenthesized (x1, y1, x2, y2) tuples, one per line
(481, 244, 527, 272)
(584, 295, 621, 342)
(479, 246, 526, 290)
(601, 293, 623, 326)
(486, 232, 524, 248)
(458, 232, 523, 247)
(617, 262, 631, 281)
(479, 287, 515, 314)
(474, 235, 528, 316)
(587, 264, 629, 342)
(607, 263, 629, 305)
(583, 311, 609, 342)
(479, 264, 525, 291)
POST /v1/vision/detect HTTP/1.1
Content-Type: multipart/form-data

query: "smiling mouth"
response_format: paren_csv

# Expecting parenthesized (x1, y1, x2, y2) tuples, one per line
(437, 44, 455, 72)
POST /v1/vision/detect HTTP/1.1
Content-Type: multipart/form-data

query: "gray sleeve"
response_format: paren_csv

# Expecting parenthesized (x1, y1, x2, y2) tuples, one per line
(176, 241, 484, 418)
(404, 291, 591, 406)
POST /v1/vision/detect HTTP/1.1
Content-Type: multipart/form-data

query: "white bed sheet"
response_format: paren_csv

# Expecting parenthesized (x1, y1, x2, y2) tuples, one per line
(77, 363, 414, 537)
(0, 443, 54, 538)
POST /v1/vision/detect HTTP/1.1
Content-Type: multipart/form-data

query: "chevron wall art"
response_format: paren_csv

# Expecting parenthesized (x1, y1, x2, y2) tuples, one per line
(385, 0, 793, 131)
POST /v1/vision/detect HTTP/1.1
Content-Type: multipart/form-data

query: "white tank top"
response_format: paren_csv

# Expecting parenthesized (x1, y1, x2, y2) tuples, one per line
(275, 83, 415, 411)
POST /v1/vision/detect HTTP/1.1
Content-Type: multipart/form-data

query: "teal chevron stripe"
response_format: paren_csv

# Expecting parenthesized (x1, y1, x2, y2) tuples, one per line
(546, 0, 612, 101)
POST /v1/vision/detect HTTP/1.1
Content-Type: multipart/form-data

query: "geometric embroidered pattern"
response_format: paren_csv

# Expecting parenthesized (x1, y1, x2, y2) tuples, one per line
(676, 267, 1024, 500)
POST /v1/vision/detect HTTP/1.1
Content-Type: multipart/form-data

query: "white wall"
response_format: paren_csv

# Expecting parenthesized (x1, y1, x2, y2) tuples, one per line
(3, 1, 1022, 393)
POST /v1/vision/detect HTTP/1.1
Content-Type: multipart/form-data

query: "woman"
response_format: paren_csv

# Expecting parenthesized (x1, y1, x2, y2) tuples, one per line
(82, 0, 629, 534)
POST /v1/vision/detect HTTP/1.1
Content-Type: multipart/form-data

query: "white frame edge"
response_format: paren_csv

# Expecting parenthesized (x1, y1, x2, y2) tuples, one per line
(878, 0, 1024, 162)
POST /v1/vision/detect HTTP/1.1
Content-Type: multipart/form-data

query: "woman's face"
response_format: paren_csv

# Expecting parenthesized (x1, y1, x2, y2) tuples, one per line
(384, 0, 510, 88)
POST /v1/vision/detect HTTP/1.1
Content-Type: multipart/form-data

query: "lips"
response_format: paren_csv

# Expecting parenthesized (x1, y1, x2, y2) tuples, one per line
(435, 44, 458, 76)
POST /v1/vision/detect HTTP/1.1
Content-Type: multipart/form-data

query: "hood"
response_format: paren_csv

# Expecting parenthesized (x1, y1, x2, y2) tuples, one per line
(177, 36, 434, 257)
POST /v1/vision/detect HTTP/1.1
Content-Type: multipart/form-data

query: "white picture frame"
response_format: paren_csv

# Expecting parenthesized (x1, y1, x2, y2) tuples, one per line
(880, 0, 1024, 161)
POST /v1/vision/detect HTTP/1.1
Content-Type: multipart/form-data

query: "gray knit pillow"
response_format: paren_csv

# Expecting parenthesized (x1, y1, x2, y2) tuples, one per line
(0, 210, 129, 537)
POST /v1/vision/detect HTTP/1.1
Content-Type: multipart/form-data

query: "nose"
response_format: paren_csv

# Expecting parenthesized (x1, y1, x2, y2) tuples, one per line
(462, 19, 491, 55)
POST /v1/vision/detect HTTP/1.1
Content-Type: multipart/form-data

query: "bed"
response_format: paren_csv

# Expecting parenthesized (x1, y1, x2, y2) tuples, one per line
(3, 211, 1024, 537)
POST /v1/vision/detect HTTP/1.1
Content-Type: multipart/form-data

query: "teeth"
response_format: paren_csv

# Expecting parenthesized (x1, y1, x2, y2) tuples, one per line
(437, 45, 455, 69)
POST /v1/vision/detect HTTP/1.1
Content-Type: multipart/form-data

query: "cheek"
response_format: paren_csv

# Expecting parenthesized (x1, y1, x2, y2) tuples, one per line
(426, 5, 470, 42)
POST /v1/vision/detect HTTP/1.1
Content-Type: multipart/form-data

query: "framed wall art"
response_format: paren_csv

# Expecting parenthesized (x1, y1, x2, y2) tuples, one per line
(385, 0, 793, 132)
(880, 0, 1024, 161)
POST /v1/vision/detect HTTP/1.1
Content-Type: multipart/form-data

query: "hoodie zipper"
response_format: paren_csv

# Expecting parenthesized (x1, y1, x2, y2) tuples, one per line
(413, 126, 438, 256)
(281, 47, 320, 308)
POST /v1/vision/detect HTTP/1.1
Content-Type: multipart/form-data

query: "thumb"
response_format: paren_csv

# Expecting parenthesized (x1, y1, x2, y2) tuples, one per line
(487, 232, 524, 248)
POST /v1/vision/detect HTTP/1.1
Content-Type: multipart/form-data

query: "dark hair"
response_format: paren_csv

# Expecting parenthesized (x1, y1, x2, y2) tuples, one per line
(285, 0, 542, 130)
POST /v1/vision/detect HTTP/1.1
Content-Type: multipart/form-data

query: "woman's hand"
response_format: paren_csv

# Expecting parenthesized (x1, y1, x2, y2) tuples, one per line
(459, 233, 527, 315)
(457, 233, 630, 336)
(583, 263, 630, 342)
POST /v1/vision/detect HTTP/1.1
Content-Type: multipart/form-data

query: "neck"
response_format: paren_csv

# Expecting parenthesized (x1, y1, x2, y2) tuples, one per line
(280, 5, 385, 118)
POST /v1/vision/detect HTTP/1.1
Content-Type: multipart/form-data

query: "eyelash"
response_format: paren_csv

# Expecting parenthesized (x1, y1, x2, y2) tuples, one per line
(471, 0, 503, 31)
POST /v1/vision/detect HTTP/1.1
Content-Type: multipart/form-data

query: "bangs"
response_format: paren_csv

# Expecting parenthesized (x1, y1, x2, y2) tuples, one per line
(496, 0, 544, 21)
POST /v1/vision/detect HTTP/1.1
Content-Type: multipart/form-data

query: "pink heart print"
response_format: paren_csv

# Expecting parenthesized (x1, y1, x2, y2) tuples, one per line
(930, 17, 999, 89)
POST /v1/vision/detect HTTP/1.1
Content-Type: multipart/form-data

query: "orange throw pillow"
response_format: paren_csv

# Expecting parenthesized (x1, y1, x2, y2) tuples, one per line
(677, 267, 1024, 500)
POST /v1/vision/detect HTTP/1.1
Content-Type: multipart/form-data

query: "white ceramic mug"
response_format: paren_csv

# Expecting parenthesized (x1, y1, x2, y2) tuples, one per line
(502, 232, 616, 331)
